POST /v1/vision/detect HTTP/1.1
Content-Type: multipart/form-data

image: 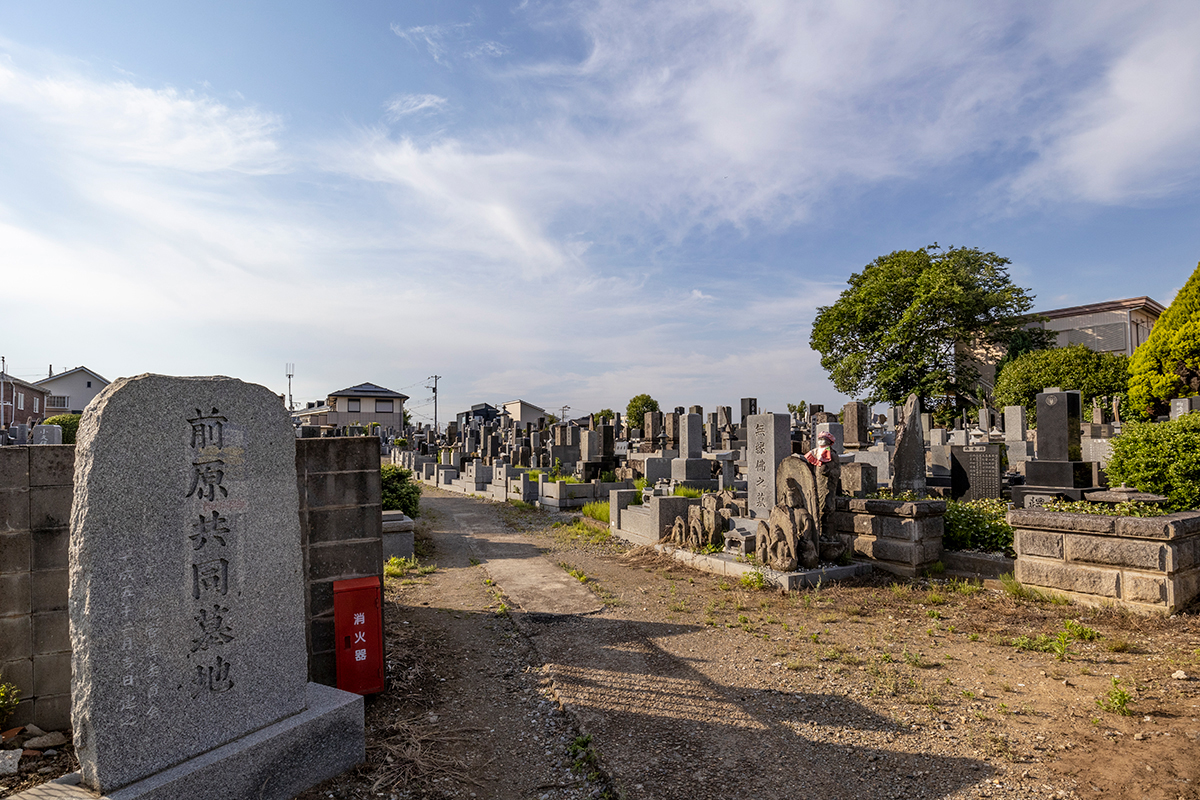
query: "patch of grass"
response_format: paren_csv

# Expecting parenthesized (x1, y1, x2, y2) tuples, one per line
(889, 582, 913, 599)
(581, 500, 610, 524)
(1096, 676, 1132, 715)
(1105, 638, 1132, 653)
(507, 499, 537, 510)
(925, 591, 947, 605)
(385, 555, 435, 579)
(1064, 619, 1100, 642)
(927, 609, 942, 619)
(554, 519, 612, 547)
(1012, 634, 1056, 653)
(740, 570, 767, 591)
(673, 486, 703, 498)
(559, 562, 590, 584)
(468, 557, 480, 566)
(1000, 573, 1069, 605)
(947, 577, 983, 596)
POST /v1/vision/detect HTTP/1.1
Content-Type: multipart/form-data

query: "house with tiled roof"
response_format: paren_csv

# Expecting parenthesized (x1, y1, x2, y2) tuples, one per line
(323, 382, 409, 430)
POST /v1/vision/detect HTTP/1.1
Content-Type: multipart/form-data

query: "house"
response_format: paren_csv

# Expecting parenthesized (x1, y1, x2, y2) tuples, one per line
(324, 383, 408, 431)
(501, 399, 547, 428)
(35, 366, 111, 416)
(967, 295, 1165, 393)
(1034, 296, 1164, 356)
(292, 401, 331, 428)
(1, 373, 51, 428)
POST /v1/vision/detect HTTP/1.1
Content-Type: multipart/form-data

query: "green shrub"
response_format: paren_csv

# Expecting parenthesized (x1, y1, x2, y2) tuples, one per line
(1041, 499, 1168, 517)
(992, 345, 1128, 426)
(1106, 415, 1200, 512)
(1128, 261, 1200, 418)
(599, 470, 616, 483)
(673, 486, 703, 498)
(380, 464, 421, 517)
(42, 413, 82, 444)
(581, 500, 610, 524)
(0, 669, 19, 725)
(943, 498, 1013, 554)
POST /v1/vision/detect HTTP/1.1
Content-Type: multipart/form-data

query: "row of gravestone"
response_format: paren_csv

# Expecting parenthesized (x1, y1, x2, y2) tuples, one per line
(2, 423, 63, 445)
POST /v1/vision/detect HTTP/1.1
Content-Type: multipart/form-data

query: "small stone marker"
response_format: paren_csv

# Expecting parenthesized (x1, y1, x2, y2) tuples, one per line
(70, 374, 363, 798)
(31, 424, 63, 445)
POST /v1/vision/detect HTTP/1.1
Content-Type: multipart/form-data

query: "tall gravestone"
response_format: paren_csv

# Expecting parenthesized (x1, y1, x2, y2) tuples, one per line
(746, 413, 790, 518)
(740, 398, 758, 425)
(663, 412, 681, 451)
(842, 401, 868, 450)
(891, 394, 926, 495)
(70, 374, 363, 798)
(1015, 389, 1093, 507)
(679, 413, 703, 459)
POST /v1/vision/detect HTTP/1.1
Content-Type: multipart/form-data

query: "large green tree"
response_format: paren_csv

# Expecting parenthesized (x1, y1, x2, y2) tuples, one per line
(992, 344, 1129, 426)
(1127, 261, 1200, 419)
(809, 245, 1051, 408)
(625, 394, 660, 426)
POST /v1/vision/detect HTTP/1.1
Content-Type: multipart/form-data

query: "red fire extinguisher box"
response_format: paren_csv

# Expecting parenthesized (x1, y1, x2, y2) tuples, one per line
(333, 576, 386, 695)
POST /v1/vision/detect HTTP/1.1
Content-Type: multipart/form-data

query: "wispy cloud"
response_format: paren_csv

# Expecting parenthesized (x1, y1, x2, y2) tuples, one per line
(385, 93, 448, 119)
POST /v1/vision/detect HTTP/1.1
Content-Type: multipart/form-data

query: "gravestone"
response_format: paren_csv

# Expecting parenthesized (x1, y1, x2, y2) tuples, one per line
(840, 462, 877, 498)
(716, 406, 732, 429)
(70, 374, 363, 798)
(688, 405, 703, 416)
(745, 413, 790, 518)
(664, 412, 681, 451)
(1014, 389, 1094, 507)
(1170, 397, 1200, 421)
(951, 444, 1003, 501)
(644, 411, 662, 444)
(842, 401, 868, 450)
(740, 398, 758, 425)
(891, 394, 926, 495)
(1004, 406, 1032, 464)
(31, 424, 63, 445)
(680, 413, 703, 459)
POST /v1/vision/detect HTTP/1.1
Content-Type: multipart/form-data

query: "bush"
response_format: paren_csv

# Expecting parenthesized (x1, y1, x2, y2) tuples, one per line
(1041, 499, 1167, 517)
(625, 394, 660, 428)
(1128, 261, 1200, 418)
(992, 345, 1129, 426)
(380, 464, 421, 517)
(42, 413, 82, 444)
(1106, 415, 1200, 512)
(0, 670, 19, 725)
(581, 501, 610, 524)
(943, 498, 1013, 554)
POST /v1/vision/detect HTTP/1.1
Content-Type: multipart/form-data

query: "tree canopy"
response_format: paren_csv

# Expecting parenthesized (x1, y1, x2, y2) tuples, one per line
(625, 394, 659, 426)
(991, 344, 1129, 426)
(1127, 261, 1200, 419)
(809, 245, 1051, 408)
(594, 408, 615, 421)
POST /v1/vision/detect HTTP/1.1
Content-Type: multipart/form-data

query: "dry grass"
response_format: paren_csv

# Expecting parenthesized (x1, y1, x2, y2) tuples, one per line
(368, 716, 488, 792)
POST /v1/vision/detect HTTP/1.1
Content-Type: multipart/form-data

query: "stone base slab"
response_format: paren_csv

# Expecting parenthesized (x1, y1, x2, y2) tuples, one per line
(15, 683, 363, 800)
(653, 544, 872, 591)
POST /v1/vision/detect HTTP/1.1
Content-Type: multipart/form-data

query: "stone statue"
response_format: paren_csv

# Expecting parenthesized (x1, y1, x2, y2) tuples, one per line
(756, 433, 846, 571)
(666, 491, 736, 549)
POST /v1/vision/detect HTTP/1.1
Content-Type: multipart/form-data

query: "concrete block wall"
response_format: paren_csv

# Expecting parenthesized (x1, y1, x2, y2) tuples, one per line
(1010, 508, 1200, 614)
(296, 437, 384, 687)
(0, 445, 74, 731)
(834, 497, 945, 578)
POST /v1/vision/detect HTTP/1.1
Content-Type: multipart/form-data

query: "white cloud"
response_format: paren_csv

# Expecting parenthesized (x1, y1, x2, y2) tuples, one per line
(385, 93, 448, 119)
(0, 60, 283, 174)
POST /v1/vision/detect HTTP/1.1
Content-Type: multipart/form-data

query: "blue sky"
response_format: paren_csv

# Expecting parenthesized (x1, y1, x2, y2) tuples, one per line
(3, 1, 1199, 428)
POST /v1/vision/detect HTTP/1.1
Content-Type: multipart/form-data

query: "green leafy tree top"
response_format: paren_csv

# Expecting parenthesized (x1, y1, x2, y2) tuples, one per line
(594, 408, 615, 421)
(992, 345, 1129, 426)
(810, 245, 1051, 407)
(1127, 262, 1200, 419)
(786, 401, 807, 417)
(625, 394, 660, 426)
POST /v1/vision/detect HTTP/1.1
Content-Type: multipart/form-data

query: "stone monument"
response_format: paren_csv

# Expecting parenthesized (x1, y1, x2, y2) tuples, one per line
(891, 394, 926, 495)
(69, 374, 363, 799)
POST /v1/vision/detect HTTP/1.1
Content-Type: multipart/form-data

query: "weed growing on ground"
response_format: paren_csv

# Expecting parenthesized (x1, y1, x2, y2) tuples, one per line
(580, 501, 610, 524)
(1064, 620, 1100, 641)
(559, 562, 590, 584)
(1097, 677, 1133, 715)
(385, 556, 436, 579)
(1000, 573, 1069, 604)
(740, 570, 767, 591)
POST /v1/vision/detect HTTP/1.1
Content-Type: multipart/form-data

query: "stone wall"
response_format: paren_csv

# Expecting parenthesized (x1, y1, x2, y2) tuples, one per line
(1010, 508, 1200, 614)
(0, 445, 74, 730)
(296, 437, 384, 687)
(833, 497, 945, 578)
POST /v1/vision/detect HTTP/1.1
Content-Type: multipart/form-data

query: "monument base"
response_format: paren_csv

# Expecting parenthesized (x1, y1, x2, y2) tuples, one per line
(18, 683, 363, 800)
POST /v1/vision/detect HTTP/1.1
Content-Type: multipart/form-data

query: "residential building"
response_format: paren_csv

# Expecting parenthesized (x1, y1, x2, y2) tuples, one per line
(1, 373, 51, 428)
(501, 399, 547, 428)
(1034, 296, 1164, 356)
(324, 383, 408, 430)
(35, 366, 111, 416)
(292, 401, 330, 428)
(455, 403, 500, 433)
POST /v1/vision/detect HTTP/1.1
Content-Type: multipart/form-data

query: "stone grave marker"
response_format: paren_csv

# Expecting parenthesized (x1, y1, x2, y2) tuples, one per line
(740, 398, 757, 425)
(842, 401, 868, 450)
(951, 444, 1003, 501)
(891, 394, 926, 495)
(745, 412, 790, 518)
(680, 413, 703, 459)
(70, 374, 363, 798)
(31, 424, 63, 445)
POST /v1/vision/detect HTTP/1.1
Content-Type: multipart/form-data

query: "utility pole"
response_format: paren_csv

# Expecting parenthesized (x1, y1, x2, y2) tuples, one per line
(285, 363, 295, 411)
(426, 375, 441, 434)
(559, 405, 570, 424)
(0, 355, 5, 430)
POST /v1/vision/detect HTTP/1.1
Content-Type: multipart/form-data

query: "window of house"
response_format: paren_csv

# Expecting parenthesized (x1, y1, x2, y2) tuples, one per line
(87, 381, 92, 388)
(347, 399, 361, 412)
(375, 399, 393, 413)
(34, 397, 38, 413)
(17, 392, 24, 411)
